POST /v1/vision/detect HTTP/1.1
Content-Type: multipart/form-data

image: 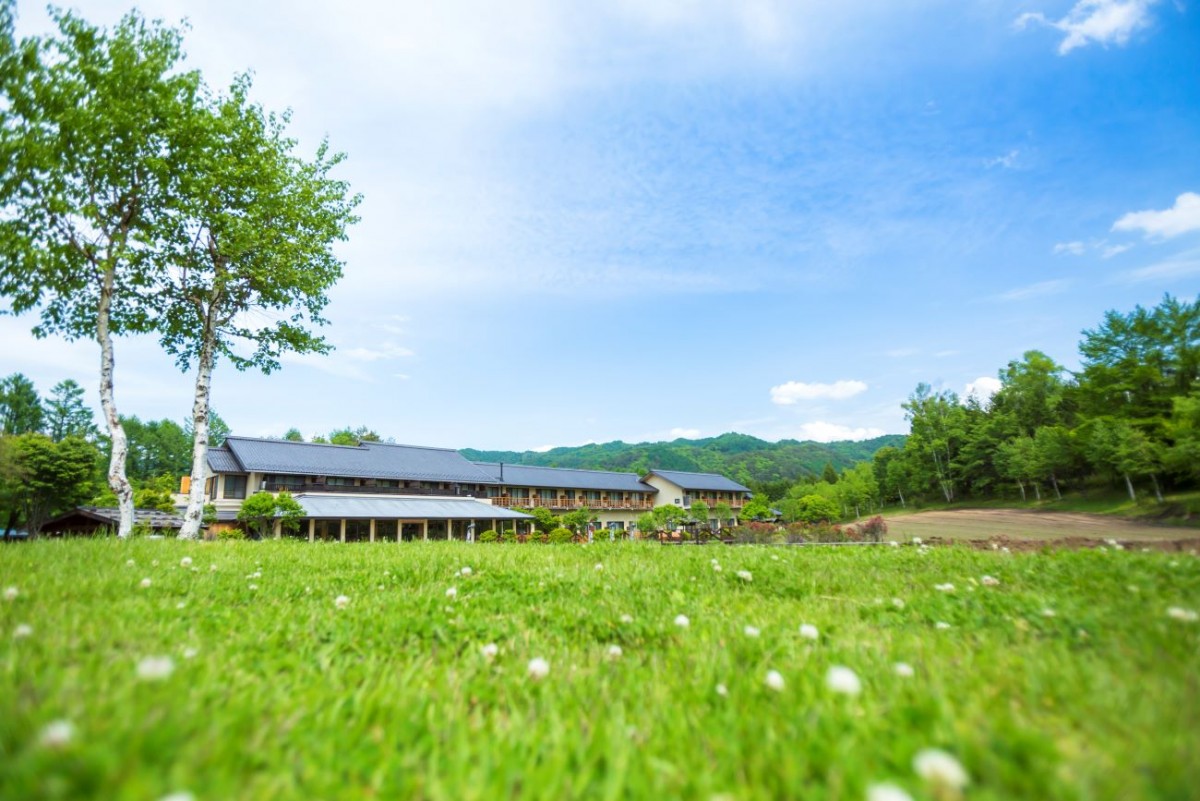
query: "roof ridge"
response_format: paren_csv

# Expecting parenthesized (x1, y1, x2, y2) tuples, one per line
(366, 441, 459, 453)
(226, 435, 368, 451)
(473, 460, 641, 476)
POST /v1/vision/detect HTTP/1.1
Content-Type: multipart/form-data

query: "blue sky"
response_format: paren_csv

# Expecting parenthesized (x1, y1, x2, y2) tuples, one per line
(4, 0, 1199, 450)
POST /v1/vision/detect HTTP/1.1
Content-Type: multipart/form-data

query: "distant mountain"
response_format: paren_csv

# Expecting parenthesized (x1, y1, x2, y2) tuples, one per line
(460, 432, 906, 490)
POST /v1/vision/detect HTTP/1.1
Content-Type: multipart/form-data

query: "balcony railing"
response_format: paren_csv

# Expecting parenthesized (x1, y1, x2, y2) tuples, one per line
(683, 496, 748, 508)
(491, 497, 655, 511)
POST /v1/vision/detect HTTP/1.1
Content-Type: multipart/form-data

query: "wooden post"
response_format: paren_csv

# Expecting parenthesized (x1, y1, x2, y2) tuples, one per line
(422, 520, 428, 541)
(369, 519, 376, 543)
(339, 519, 346, 543)
(308, 518, 315, 543)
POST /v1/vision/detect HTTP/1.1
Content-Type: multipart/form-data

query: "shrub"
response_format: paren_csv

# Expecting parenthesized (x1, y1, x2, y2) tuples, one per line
(478, 529, 499, 543)
(216, 525, 246, 541)
(728, 522, 783, 544)
(529, 529, 549, 544)
(860, 515, 888, 542)
(500, 528, 518, 543)
(548, 527, 574, 544)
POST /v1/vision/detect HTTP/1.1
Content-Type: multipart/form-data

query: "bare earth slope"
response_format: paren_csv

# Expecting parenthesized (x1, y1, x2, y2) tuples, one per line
(883, 508, 1200, 548)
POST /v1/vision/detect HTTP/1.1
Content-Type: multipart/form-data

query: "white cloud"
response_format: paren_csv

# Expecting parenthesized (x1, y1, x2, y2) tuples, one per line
(1112, 192, 1200, 240)
(935, 350, 960, 358)
(885, 347, 919, 358)
(965, 376, 1002, 402)
(1101, 243, 1133, 258)
(794, 421, 886, 442)
(985, 149, 1020, 169)
(997, 279, 1071, 301)
(669, 427, 702, 439)
(1053, 241, 1086, 255)
(339, 344, 416, 362)
(770, 380, 868, 404)
(1016, 0, 1158, 55)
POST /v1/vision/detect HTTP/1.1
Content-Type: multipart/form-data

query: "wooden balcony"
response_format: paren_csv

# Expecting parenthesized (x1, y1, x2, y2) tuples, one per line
(491, 497, 655, 511)
(684, 496, 748, 508)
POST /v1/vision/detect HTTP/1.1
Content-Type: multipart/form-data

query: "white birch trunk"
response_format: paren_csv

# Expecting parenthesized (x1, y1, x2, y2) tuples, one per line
(1150, 474, 1164, 504)
(1032, 482, 1041, 501)
(897, 487, 906, 508)
(179, 319, 217, 540)
(97, 266, 134, 538)
(1123, 473, 1136, 501)
(1050, 474, 1062, 500)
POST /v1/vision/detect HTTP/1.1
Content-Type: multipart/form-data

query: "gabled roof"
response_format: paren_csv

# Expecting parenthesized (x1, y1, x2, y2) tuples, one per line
(472, 462, 656, 493)
(217, 436, 497, 484)
(644, 469, 752, 493)
(42, 506, 186, 531)
(207, 446, 242, 473)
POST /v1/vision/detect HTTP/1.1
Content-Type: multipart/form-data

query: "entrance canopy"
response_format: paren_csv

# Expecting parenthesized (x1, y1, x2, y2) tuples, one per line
(293, 494, 532, 520)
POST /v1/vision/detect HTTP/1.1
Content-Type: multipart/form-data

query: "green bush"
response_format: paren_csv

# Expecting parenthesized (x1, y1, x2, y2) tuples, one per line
(528, 529, 549, 544)
(500, 528, 518, 543)
(216, 526, 246, 541)
(478, 529, 499, 543)
(548, 527, 574, 544)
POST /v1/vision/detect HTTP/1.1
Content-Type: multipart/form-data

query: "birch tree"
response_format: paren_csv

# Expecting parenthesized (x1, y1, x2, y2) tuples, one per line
(0, 6, 200, 537)
(158, 77, 360, 540)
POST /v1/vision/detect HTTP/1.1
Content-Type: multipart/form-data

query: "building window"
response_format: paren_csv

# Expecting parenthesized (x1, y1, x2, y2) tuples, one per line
(326, 477, 354, 487)
(224, 474, 247, 500)
(264, 474, 305, 491)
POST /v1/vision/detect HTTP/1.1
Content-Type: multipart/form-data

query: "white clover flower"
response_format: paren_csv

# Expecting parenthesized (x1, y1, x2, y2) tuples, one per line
(1167, 606, 1199, 622)
(182, 647, 198, 660)
(715, 683, 728, 697)
(674, 614, 690, 629)
(175, 601, 186, 610)
(446, 586, 458, 599)
(459, 566, 472, 577)
(481, 642, 499, 660)
(743, 625, 761, 638)
(736, 570, 753, 582)
(594, 563, 604, 572)
(334, 595, 350, 609)
(38, 719, 74, 748)
(209, 564, 217, 572)
(771, 554, 780, 561)
(383, 570, 391, 577)
(606, 644, 623, 660)
(527, 657, 550, 680)
(180, 557, 192, 568)
(911, 537, 922, 545)
(934, 583, 955, 593)
(136, 655, 176, 681)
(151, 560, 159, 566)
(158, 793, 196, 801)
(710, 558, 720, 565)
(892, 598, 905, 609)
(712, 563, 723, 572)
(1041, 608, 1057, 618)
(826, 665, 862, 696)
(764, 670, 785, 692)
(139, 578, 152, 589)
(893, 662, 915, 678)
(913, 748, 969, 790)
(889, 540, 900, 548)
(981, 575, 999, 587)
(620, 613, 634, 624)
(867, 783, 914, 801)
(126, 559, 136, 567)
(799, 623, 819, 640)
(248, 584, 258, 591)
(13, 623, 33, 639)
(1000, 546, 1010, 553)
(935, 621, 951, 630)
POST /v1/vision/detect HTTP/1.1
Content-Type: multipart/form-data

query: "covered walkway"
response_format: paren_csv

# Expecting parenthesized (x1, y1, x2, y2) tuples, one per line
(280, 494, 534, 542)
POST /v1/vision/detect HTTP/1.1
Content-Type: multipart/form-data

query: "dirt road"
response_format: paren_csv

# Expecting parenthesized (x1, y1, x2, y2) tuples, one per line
(882, 508, 1200, 549)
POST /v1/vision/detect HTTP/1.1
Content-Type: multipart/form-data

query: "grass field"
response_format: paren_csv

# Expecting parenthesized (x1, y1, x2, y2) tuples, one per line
(2, 540, 1198, 801)
(881, 508, 1200, 545)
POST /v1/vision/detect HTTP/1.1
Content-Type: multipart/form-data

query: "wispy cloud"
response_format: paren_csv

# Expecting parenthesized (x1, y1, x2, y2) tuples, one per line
(885, 347, 919, 358)
(1101, 243, 1133, 258)
(985, 149, 1020, 169)
(1118, 250, 1200, 283)
(770, 380, 868, 405)
(1053, 241, 1086, 256)
(1016, 0, 1158, 55)
(997, 279, 1071, 301)
(669, 427, 702, 439)
(1112, 192, 1200, 240)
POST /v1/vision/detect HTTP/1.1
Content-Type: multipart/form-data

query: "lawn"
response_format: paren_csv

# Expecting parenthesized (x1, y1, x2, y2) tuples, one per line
(2, 539, 1198, 801)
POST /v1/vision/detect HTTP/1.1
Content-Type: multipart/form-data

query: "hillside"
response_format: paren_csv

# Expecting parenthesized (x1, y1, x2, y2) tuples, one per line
(460, 432, 905, 489)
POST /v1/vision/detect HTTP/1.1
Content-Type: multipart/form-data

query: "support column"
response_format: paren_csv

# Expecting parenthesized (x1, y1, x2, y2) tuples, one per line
(422, 520, 428, 541)
(369, 519, 376, 543)
(308, 518, 315, 543)
(339, 519, 347, 543)
(492, 518, 497, 533)
(273, 518, 282, 539)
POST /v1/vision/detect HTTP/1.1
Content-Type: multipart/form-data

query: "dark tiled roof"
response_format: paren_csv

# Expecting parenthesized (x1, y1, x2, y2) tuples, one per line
(645, 469, 752, 493)
(207, 447, 242, 473)
(221, 436, 497, 484)
(472, 462, 656, 493)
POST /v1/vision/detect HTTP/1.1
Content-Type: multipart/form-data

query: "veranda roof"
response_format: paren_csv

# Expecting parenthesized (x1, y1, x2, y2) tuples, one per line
(292, 494, 532, 520)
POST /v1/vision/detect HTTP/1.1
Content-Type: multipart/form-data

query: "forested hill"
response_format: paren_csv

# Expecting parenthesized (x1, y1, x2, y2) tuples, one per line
(460, 432, 906, 489)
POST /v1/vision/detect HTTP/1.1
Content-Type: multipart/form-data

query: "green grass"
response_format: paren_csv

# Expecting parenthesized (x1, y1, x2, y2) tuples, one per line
(2, 540, 1198, 800)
